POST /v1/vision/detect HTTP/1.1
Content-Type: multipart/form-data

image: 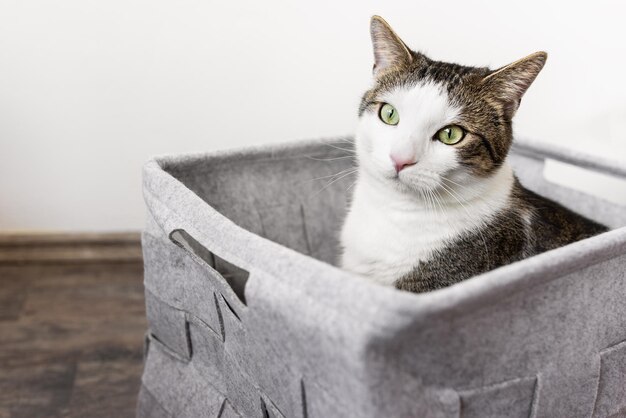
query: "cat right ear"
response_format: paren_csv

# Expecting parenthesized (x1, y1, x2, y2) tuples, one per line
(481, 51, 547, 118)
(370, 16, 413, 77)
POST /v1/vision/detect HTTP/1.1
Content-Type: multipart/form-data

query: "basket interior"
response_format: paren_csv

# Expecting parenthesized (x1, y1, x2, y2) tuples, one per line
(161, 140, 625, 267)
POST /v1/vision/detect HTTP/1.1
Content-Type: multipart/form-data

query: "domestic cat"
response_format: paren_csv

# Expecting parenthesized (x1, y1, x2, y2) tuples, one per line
(340, 16, 608, 293)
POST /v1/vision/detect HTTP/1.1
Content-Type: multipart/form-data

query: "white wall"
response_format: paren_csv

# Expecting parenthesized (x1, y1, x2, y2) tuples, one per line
(1, 0, 625, 231)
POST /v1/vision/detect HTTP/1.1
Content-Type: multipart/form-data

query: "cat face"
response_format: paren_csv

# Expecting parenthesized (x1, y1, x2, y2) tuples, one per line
(356, 16, 546, 197)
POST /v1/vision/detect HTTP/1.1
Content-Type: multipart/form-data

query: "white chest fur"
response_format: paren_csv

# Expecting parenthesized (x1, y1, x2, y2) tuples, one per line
(340, 165, 514, 286)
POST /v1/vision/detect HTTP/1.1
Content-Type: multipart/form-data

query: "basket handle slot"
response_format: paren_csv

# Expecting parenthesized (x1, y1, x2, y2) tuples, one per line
(513, 140, 626, 181)
(169, 229, 249, 305)
(260, 397, 270, 418)
(542, 159, 626, 206)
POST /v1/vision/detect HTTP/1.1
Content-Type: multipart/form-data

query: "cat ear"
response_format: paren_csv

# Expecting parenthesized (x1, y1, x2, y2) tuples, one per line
(370, 16, 413, 76)
(481, 51, 547, 117)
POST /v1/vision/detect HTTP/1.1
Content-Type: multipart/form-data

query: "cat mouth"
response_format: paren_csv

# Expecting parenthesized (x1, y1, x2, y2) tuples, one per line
(395, 170, 443, 191)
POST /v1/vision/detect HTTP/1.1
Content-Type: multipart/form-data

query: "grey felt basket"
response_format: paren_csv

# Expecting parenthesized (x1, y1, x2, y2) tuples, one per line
(138, 137, 626, 418)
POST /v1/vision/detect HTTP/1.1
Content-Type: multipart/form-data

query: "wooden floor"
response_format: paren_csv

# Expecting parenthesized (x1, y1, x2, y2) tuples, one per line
(0, 261, 146, 418)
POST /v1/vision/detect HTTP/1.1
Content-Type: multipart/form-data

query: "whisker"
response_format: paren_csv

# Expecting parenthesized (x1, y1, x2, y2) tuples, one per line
(301, 167, 357, 183)
(311, 168, 358, 197)
(440, 179, 525, 235)
(441, 176, 473, 193)
(420, 188, 431, 213)
(427, 188, 441, 217)
(323, 143, 357, 154)
(305, 155, 356, 162)
(334, 137, 355, 144)
(431, 187, 446, 219)
(439, 182, 492, 266)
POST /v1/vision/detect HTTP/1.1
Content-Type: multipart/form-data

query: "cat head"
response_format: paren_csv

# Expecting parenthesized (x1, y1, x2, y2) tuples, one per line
(356, 15, 546, 197)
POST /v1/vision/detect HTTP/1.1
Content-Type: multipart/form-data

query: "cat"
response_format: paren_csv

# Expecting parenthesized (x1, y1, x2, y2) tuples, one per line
(340, 16, 608, 293)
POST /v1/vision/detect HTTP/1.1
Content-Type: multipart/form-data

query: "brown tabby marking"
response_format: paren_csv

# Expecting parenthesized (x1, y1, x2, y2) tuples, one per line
(361, 16, 607, 292)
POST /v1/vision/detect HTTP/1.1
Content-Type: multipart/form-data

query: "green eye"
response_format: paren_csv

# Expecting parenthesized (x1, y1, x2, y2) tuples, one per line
(379, 103, 399, 125)
(435, 125, 465, 145)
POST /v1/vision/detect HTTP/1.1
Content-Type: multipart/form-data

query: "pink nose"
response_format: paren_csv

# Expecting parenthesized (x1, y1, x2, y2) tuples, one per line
(391, 155, 417, 173)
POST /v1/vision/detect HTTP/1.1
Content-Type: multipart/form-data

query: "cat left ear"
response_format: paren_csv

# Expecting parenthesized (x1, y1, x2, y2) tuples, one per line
(482, 51, 547, 117)
(370, 16, 413, 77)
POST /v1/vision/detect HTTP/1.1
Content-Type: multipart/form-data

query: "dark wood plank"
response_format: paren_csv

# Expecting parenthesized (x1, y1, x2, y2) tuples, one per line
(21, 264, 145, 322)
(0, 275, 29, 320)
(0, 262, 146, 418)
(0, 350, 77, 418)
(60, 346, 144, 418)
(0, 232, 140, 245)
(0, 232, 142, 265)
